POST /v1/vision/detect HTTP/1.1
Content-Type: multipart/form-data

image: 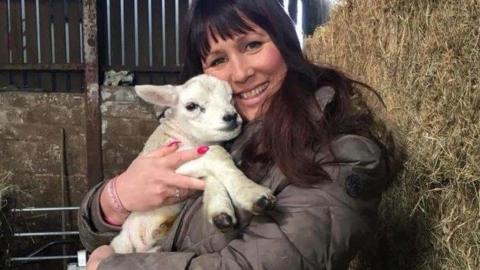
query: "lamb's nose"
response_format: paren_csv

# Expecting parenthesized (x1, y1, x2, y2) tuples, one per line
(223, 113, 238, 123)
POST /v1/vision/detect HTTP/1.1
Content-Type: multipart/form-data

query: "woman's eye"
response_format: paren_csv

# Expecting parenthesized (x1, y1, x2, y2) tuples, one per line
(210, 57, 226, 67)
(246, 41, 262, 51)
(185, 102, 199, 111)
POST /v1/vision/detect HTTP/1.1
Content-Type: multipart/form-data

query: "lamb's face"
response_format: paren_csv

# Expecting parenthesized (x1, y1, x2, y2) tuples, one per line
(135, 74, 242, 143)
(176, 76, 242, 143)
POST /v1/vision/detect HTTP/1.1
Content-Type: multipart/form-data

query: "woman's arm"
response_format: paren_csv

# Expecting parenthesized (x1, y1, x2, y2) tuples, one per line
(78, 143, 207, 251)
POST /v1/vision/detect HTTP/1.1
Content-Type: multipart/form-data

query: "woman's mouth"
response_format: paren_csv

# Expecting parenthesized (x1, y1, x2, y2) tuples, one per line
(237, 82, 269, 99)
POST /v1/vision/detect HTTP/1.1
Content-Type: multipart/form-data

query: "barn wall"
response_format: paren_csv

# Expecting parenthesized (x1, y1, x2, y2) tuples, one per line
(0, 90, 87, 207)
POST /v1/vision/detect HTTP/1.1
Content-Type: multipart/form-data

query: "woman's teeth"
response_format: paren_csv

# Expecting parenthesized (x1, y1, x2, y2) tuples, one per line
(239, 83, 268, 99)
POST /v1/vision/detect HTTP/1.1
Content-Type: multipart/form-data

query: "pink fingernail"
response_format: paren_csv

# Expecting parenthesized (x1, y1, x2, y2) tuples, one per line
(167, 140, 181, 147)
(197, 145, 209, 154)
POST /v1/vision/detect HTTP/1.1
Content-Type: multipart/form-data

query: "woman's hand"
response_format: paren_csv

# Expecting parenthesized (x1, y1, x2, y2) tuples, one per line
(100, 142, 207, 224)
(86, 245, 114, 270)
(118, 142, 207, 211)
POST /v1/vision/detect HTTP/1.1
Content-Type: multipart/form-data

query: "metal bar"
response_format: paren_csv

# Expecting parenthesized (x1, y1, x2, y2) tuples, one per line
(36, 0, 41, 63)
(79, 17, 83, 63)
(148, 0, 152, 67)
(0, 63, 84, 71)
(107, 0, 111, 65)
(10, 255, 78, 262)
(175, 0, 179, 66)
(161, 0, 165, 66)
(65, 15, 70, 63)
(120, 0, 124, 65)
(100, 65, 181, 73)
(7, 0, 12, 63)
(134, 0, 138, 66)
(50, 18, 55, 63)
(83, 0, 103, 188)
(14, 231, 79, 237)
(12, 206, 80, 212)
(21, 0, 26, 63)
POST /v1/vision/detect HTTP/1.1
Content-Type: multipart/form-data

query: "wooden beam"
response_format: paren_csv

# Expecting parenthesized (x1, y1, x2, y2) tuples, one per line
(0, 63, 85, 71)
(83, 0, 103, 188)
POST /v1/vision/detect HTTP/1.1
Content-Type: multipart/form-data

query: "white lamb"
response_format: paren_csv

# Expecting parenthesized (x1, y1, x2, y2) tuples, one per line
(110, 74, 276, 253)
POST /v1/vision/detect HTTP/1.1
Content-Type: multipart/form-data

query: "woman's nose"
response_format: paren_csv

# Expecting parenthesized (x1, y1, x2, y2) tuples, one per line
(230, 56, 253, 83)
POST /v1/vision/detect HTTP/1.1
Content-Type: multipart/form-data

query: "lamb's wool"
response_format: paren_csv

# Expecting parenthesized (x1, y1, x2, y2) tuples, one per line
(110, 74, 274, 253)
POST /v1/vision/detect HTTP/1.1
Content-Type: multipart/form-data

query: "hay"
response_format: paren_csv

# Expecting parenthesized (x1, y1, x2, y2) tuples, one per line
(305, 0, 480, 269)
(0, 172, 14, 204)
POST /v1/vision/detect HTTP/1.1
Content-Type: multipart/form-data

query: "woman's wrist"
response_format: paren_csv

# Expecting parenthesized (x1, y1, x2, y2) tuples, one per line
(99, 176, 130, 226)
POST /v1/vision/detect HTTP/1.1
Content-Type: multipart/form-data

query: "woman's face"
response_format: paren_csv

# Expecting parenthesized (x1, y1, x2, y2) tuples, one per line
(202, 23, 288, 121)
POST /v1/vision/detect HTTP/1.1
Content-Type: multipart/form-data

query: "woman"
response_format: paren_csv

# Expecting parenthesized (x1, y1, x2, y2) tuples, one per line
(81, 0, 401, 269)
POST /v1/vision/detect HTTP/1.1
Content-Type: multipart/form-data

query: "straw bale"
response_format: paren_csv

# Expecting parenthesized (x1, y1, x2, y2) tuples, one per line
(0, 172, 14, 203)
(305, 0, 479, 269)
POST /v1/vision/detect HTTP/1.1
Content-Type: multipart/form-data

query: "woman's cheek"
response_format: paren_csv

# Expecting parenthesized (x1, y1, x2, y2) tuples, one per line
(204, 68, 228, 82)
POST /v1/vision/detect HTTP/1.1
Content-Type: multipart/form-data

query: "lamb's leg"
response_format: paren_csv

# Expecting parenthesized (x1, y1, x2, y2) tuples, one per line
(203, 176, 236, 230)
(199, 146, 276, 214)
(214, 165, 275, 214)
(176, 160, 236, 230)
(110, 204, 183, 253)
(176, 146, 275, 228)
(111, 231, 135, 253)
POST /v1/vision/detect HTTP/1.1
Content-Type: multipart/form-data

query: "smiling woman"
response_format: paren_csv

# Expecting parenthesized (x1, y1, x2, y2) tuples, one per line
(79, 1, 403, 270)
(201, 24, 288, 120)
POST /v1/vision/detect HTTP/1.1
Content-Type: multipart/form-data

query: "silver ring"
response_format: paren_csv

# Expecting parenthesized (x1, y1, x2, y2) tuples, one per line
(175, 188, 180, 199)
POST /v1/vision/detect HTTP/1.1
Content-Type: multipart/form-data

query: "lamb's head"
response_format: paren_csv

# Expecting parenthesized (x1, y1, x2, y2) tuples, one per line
(135, 74, 242, 143)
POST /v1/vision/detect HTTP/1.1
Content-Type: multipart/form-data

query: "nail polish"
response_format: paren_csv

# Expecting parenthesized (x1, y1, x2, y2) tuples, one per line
(197, 145, 209, 154)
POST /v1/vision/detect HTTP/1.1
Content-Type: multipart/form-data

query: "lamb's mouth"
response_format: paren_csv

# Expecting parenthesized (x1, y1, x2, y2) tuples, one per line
(219, 121, 240, 132)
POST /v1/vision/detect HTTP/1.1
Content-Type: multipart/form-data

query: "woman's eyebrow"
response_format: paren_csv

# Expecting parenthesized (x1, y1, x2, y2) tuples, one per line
(205, 30, 264, 58)
(205, 47, 224, 58)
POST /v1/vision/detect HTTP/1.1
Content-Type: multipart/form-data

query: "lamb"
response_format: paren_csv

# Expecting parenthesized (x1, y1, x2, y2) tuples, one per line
(110, 74, 276, 253)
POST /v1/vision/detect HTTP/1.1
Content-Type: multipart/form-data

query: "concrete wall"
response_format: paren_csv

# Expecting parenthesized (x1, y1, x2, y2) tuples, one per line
(0, 91, 88, 268)
(0, 91, 87, 208)
(100, 86, 158, 180)
(0, 87, 159, 268)
(0, 87, 160, 205)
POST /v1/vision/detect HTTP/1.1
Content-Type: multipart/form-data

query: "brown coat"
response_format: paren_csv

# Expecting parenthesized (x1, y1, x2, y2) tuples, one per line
(78, 120, 387, 270)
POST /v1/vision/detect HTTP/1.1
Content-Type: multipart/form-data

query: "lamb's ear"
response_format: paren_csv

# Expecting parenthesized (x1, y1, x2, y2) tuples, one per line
(135, 84, 178, 107)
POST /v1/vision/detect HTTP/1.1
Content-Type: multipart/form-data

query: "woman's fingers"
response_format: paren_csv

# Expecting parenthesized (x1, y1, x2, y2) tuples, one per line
(141, 140, 181, 158)
(162, 186, 200, 205)
(161, 173, 205, 190)
(163, 146, 209, 168)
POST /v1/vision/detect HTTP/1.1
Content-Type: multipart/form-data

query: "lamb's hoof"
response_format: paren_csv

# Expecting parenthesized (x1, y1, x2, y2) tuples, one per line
(213, 213, 234, 231)
(252, 195, 276, 214)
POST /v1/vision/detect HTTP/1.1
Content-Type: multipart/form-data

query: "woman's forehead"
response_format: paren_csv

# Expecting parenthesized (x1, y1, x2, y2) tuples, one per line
(206, 23, 268, 49)
(207, 16, 264, 41)
(194, 11, 271, 60)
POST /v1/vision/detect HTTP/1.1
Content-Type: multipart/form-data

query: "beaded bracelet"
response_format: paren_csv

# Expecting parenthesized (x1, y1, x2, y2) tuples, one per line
(106, 176, 131, 215)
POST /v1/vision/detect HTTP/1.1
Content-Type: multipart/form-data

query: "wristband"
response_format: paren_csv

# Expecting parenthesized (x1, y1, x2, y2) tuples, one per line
(102, 212, 123, 227)
(106, 176, 131, 215)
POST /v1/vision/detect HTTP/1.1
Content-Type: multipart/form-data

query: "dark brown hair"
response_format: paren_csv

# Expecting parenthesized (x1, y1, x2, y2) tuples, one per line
(181, 0, 400, 185)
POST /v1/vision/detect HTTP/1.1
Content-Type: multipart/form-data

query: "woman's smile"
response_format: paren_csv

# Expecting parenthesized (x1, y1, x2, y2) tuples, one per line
(236, 82, 269, 99)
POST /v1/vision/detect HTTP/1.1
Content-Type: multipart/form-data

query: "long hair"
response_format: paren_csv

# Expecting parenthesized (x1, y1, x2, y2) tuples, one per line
(180, 0, 402, 186)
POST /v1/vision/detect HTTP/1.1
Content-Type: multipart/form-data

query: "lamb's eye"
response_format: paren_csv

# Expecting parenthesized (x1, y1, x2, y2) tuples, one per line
(185, 102, 199, 111)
